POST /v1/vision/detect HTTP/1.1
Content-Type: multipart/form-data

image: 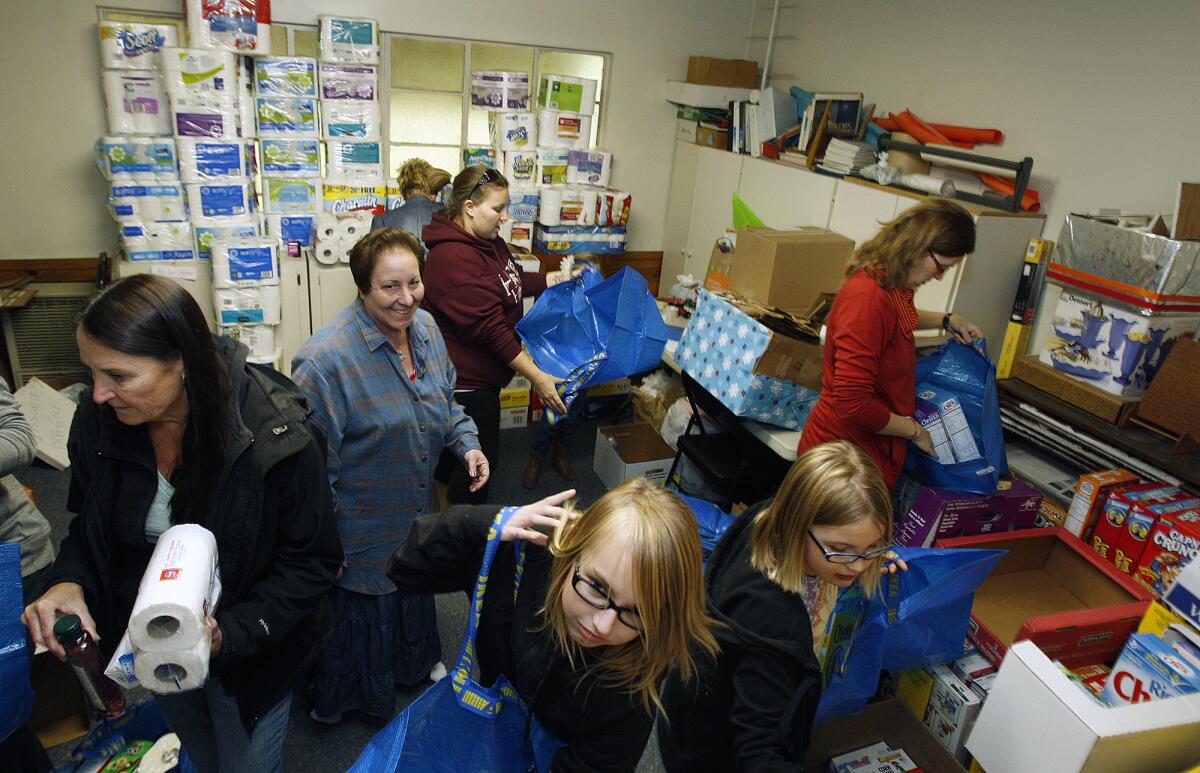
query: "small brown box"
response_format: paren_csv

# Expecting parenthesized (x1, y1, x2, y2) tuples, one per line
(686, 56, 758, 89)
(1133, 337, 1200, 438)
(1011, 356, 1139, 425)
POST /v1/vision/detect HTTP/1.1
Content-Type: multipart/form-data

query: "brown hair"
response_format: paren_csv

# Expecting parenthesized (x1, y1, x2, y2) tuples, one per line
(446, 164, 508, 221)
(396, 158, 451, 199)
(348, 227, 426, 293)
(542, 477, 719, 715)
(845, 198, 976, 290)
(751, 440, 893, 597)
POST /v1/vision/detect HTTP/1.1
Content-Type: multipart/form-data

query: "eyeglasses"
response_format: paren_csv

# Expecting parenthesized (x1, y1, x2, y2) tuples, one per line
(370, 280, 418, 298)
(808, 532, 893, 565)
(572, 565, 643, 633)
(466, 167, 503, 202)
(927, 252, 954, 279)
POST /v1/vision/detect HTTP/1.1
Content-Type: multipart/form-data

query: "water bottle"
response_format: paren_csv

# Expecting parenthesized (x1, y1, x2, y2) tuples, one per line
(53, 614, 126, 718)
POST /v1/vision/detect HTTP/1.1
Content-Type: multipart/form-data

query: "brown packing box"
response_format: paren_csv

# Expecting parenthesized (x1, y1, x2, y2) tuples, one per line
(805, 699, 967, 771)
(1133, 336, 1200, 438)
(726, 293, 827, 392)
(30, 649, 90, 747)
(705, 228, 854, 314)
(686, 56, 758, 89)
(1011, 356, 1139, 425)
(695, 125, 728, 149)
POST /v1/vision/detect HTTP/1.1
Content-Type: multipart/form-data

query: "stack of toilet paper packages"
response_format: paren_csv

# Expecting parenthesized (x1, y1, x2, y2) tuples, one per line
(176, 138, 253, 181)
(313, 211, 372, 264)
(121, 221, 197, 262)
(326, 139, 383, 184)
(99, 20, 178, 70)
(319, 16, 379, 64)
(319, 63, 378, 101)
(257, 96, 318, 136)
(211, 238, 283, 325)
(264, 177, 322, 214)
(472, 71, 530, 111)
(260, 138, 320, 177)
(97, 137, 179, 183)
(188, 182, 255, 220)
(161, 48, 241, 139)
(464, 147, 497, 169)
(537, 186, 599, 227)
(503, 186, 539, 249)
(184, 0, 271, 56)
(255, 56, 317, 99)
(321, 100, 381, 139)
(104, 524, 222, 693)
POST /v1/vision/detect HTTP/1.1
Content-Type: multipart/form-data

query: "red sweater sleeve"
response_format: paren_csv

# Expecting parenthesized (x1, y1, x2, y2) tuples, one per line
(425, 246, 524, 364)
(826, 284, 893, 433)
(521, 269, 547, 297)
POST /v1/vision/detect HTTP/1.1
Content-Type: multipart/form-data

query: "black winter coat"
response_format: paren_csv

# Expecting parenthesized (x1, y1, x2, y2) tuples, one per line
(658, 504, 822, 772)
(47, 337, 343, 731)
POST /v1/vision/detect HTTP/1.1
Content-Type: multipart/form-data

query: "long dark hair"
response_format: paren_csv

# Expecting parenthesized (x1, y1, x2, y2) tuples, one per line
(79, 274, 236, 524)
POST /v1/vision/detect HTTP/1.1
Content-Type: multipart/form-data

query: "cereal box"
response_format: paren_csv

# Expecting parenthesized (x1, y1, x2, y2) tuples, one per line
(1100, 633, 1200, 706)
(1089, 482, 1176, 562)
(1134, 510, 1200, 595)
(1065, 469, 1139, 538)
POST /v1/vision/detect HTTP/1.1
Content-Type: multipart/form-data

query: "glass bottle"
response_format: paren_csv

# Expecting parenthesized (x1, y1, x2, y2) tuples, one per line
(53, 614, 126, 718)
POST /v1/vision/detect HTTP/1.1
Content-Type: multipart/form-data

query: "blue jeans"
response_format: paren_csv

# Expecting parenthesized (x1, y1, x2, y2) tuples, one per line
(531, 389, 588, 457)
(154, 677, 291, 773)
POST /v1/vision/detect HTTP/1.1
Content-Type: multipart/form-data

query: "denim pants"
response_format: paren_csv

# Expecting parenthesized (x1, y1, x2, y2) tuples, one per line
(155, 677, 292, 773)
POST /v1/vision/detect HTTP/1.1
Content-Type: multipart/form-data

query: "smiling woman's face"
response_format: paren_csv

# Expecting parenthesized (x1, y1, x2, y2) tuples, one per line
(359, 246, 424, 337)
(76, 329, 188, 426)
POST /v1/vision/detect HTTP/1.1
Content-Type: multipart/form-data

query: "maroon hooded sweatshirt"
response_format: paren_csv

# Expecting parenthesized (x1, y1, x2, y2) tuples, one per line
(421, 211, 547, 391)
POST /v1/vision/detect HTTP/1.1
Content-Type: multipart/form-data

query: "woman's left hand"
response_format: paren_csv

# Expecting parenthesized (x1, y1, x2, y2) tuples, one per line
(464, 449, 490, 492)
(205, 615, 223, 657)
(880, 551, 909, 575)
(946, 313, 984, 345)
(502, 489, 577, 546)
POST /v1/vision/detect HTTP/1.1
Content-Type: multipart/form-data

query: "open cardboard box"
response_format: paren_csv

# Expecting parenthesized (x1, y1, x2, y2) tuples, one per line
(805, 698, 966, 771)
(592, 422, 675, 489)
(704, 227, 854, 315)
(966, 640, 1200, 772)
(29, 646, 91, 748)
(936, 528, 1152, 668)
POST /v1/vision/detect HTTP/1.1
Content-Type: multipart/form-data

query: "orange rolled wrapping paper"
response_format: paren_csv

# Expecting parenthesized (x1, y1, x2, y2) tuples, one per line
(890, 111, 974, 149)
(978, 173, 1040, 212)
(873, 117, 1004, 145)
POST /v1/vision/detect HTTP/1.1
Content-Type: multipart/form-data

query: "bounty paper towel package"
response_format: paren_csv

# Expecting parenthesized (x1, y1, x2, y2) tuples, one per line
(325, 140, 383, 182)
(320, 100, 381, 139)
(254, 57, 318, 97)
(211, 238, 280, 287)
(535, 148, 569, 186)
(102, 70, 170, 135)
(538, 74, 598, 116)
(567, 149, 612, 187)
(121, 221, 195, 262)
(259, 138, 320, 176)
(319, 16, 379, 64)
(176, 138, 250, 181)
(195, 219, 259, 260)
(214, 284, 282, 324)
(263, 177, 321, 214)
(99, 21, 178, 70)
(99, 137, 178, 182)
(160, 47, 235, 94)
(266, 213, 315, 247)
(318, 63, 378, 100)
(170, 94, 240, 139)
(185, 0, 271, 56)
(503, 150, 538, 184)
(491, 111, 537, 151)
(187, 183, 254, 219)
(256, 97, 318, 136)
(508, 186, 539, 222)
(128, 523, 221, 653)
(109, 184, 187, 223)
(916, 383, 981, 463)
(471, 71, 530, 111)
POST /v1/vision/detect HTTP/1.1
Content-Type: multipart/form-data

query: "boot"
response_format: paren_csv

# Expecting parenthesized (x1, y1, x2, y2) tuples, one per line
(522, 452, 544, 489)
(550, 441, 576, 481)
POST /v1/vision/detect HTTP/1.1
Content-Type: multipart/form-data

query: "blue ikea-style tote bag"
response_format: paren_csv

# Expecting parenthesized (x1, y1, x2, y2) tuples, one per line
(349, 508, 565, 772)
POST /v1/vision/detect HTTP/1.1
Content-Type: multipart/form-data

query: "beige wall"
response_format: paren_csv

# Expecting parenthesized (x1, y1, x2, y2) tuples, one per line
(751, 0, 1200, 238)
(0, 0, 752, 260)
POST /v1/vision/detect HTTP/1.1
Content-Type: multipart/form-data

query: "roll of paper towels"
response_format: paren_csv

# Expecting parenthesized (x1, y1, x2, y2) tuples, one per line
(134, 633, 212, 694)
(567, 149, 612, 188)
(538, 186, 564, 226)
(211, 238, 279, 287)
(256, 97, 318, 137)
(321, 100, 381, 139)
(319, 63, 378, 101)
(491, 112, 537, 151)
(535, 148, 569, 186)
(508, 186, 539, 222)
(254, 57, 318, 97)
(537, 74, 597, 117)
(214, 284, 282, 325)
(185, 0, 271, 56)
(160, 47, 235, 95)
(319, 16, 380, 64)
(259, 138, 320, 177)
(100, 137, 178, 182)
(128, 524, 221, 653)
(99, 22, 178, 70)
(596, 190, 632, 226)
(121, 221, 196, 262)
(195, 219, 258, 260)
(169, 94, 240, 139)
(264, 178, 321, 213)
(219, 324, 276, 358)
(503, 151, 538, 185)
(536, 110, 591, 150)
(187, 183, 253, 219)
(266, 213, 315, 246)
(176, 138, 249, 181)
(326, 140, 383, 182)
(103, 70, 170, 135)
(109, 184, 187, 223)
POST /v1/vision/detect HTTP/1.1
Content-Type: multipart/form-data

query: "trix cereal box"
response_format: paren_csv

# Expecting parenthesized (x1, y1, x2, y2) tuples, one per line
(1099, 633, 1200, 706)
(1090, 482, 1177, 564)
(1134, 510, 1200, 595)
(1065, 469, 1139, 538)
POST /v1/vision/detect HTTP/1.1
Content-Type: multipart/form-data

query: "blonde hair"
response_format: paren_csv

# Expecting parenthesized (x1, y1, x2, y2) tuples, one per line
(751, 441, 893, 597)
(542, 477, 719, 715)
(396, 158, 450, 199)
(845, 199, 976, 290)
(447, 164, 508, 221)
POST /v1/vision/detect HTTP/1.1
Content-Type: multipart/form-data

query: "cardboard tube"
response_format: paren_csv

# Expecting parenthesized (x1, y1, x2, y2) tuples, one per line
(873, 117, 1003, 145)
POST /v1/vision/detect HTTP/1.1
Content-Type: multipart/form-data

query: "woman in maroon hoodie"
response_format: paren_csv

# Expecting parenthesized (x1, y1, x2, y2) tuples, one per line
(423, 165, 572, 504)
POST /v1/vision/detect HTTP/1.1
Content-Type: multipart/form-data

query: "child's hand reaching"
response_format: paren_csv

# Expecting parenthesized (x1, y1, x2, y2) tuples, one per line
(880, 550, 908, 575)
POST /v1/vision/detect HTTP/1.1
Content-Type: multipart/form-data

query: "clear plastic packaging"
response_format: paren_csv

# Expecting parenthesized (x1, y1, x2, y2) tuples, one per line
(255, 97, 318, 136)
(320, 100, 380, 139)
(262, 177, 322, 214)
(325, 140, 383, 182)
(195, 218, 259, 260)
(99, 21, 178, 70)
(210, 237, 280, 287)
(159, 47, 236, 95)
(109, 183, 187, 223)
(98, 136, 179, 182)
(102, 70, 170, 135)
(318, 63, 378, 100)
(186, 182, 255, 220)
(169, 94, 240, 139)
(185, 0, 271, 56)
(120, 221, 196, 261)
(176, 138, 250, 181)
(259, 138, 321, 177)
(318, 16, 379, 64)
(254, 57, 318, 97)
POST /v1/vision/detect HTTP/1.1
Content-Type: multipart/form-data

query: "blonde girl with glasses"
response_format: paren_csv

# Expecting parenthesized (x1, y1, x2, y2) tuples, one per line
(387, 477, 719, 771)
(659, 441, 906, 771)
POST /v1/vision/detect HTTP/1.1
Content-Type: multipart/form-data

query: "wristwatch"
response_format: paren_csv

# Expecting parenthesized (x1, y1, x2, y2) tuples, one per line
(941, 312, 953, 333)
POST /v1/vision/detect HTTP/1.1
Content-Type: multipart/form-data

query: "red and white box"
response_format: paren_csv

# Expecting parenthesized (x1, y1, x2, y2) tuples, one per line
(1065, 469, 1139, 538)
(1134, 510, 1200, 595)
(1090, 482, 1176, 564)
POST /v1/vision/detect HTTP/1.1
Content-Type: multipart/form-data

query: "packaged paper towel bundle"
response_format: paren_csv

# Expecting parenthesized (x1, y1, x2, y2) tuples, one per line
(463, 147, 497, 169)
(503, 150, 538, 184)
(537, 186, 564, 226)
(471, 71, 530, 111)
(263, 177, 321, 214)
(319, 16, 379, 64)
(254, 57, 318, 97)
(185, 0, 271, 56)
(187, 182, 254, 220)
(99, 21, 178, 70)
(534, 224, 627, 255)
(256, 97, 318, 136)
(98, 137, 178, 182)
(195, 219, 259, 260)
(596, 189, 632, 226)
(169, 94, 240, 139)
(313, 211, 370, 264)
(508, 222, 533, 250)
(320, 100, 381, 139)
(540, 187, 597, 227)
(214, 284, 282, 325)
(121, 221, 196, 262)
(220, 323, 276, 359)
(211, 238, 280, 287)
(537, 74, 598, 116)
(491, 112, 537, 151)
(508, 186, 540, 222)
(266, 213, 315, 247)
(160, 48, 236, 95)
(259, 138, 320, 177)
(326, 140, 384, 182)
(536, 109, 592, 150)
(319, 63, 378, 101)
(102, 70, 170, 135)
(235, 56, 257, 139)
(176, 138, 250, 181)
(109, 184, 187, 223)
(535, 148, 569, 186)
(567, 149, 612, 187)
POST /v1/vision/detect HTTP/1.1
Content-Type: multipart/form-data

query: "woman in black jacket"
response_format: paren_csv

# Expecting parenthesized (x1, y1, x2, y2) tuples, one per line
(22, 275, 342, 773)
(388, 477, 719, 772)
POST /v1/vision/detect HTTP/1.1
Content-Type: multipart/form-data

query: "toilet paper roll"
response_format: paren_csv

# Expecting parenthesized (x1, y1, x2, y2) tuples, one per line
(596, 190, 632, 226)
(220, 324, 276, 358)
(578, 188, 599, 226)
(99, 21, 178, 70)
(211, 238, 280, 287)
(319, 16, 380, 64)
(567, 149, 611, 188)
(338, 214, 369, 241)
(491, 112, 537, 151)
(134, 633, 212, 694)
(128, 523, 221, 653)
(214, 284, 282, 325)
(898, 173, 956, 197)
(321, 100, 381, 139)
(313, 212, 340, 242)
(318, 63, 378, 100)
(509, 222, 534, 250)
(508, 186, 539, 222)
(266, 213, 315, 246)
(536, 110, 592, 150)
(538, 186, 564, 226)
(535, 148, 569, 187)
(263, 178, 321, 214)
(169, 94, 240, 139)
(121, 221, 196, 262)
(259, 138, 321, 177)
(254, 57, 318, 97)
(236, 56, 257, 139)
(103, 70, 170, 135)
(503, 151, 538, 185)
(176, 138, 249, 181)
(256, 97, 319, 136)
(326, 140, 383, 182)
(109, 184, 187, 223)
(185, 0, 271, 55)
(100, 137, 178, 182)
(314, 239, 343, 265)
(471, 71, 530, 111)
(195, 219, 258, 260)
(537, 74, 598, 117)
(558, 187, 587, 225)
(187, 182, 253, 219)
(160, 47, 235, 95)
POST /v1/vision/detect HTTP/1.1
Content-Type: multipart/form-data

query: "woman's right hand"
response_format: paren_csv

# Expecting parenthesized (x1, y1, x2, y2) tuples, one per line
(502, 489, 578, 546)
(22, 582, 96, 661)
(912, 425, 937, 459)
(532, 371, 567, 415)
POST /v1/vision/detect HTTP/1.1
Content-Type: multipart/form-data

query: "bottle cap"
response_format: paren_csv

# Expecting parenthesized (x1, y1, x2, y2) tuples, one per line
(53, 614, 84, 641)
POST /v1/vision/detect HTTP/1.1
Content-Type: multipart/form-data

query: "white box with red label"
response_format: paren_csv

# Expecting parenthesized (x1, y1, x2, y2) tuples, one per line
(1099, 633, 1200, 706)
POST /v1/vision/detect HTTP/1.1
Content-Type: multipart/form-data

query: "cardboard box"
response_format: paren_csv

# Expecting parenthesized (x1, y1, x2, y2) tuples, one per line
(1135, 510, 1200, 595)
(695, 124, 728, 149)
(499, 387, 531, 409)
(1064, 468, 1139, 538)
(894, 480, 1043, 548)
(924, 665, 983, 765)
(632, 373, 685, 435)
(806, 699, 967, 772)
(829, 742, 919, 773)
(686, 56, 758, 89)
(936, 528, 1153, 668)
(966, 640, 1200, 773)
(592, 422, 675, 489)
(1163, 556, 1200, 629)
(588, 377, 631, 398)
(1100, 633, 1200, 706)
(1089, 483, 1180, 567)
(29, 649, 90, 748)
(1134, 337, 1200, 439)
(499, 405, 528, 429)
(704, 227, 854, 314)
(894, 668, 935, 721)
(997, 238, 1054, 380)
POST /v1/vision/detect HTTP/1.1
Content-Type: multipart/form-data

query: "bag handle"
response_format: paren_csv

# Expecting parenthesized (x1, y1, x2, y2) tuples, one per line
(451, 506, 529, 717)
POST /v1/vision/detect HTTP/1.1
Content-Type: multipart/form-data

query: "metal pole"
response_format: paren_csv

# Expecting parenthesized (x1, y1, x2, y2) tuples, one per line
(759, 0, 781, 90)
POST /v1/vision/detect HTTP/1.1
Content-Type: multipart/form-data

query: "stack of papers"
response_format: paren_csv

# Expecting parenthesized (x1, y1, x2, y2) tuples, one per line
(818, 138, 877, 175)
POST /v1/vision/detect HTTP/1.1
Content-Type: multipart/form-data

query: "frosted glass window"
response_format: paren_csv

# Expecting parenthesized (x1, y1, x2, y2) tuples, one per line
(388, 145, 463, 180)
(99, 9, 185, 37)
(471, 44, 534, 75)
(390, 92, 463, 145)
(392, 39, 465, 92)
(467, 109, 492, 146)
(294, 29, 319, 58)
(270, 24, 289, 55)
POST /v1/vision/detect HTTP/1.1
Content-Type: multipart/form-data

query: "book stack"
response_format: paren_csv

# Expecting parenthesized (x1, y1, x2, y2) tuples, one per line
(818, 139, 877, 175)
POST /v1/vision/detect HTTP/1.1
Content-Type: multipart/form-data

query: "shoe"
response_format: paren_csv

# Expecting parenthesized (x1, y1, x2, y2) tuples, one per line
(429, 662, 448, 683)
(309, 708, 343, 725)
(522, 453, 544, 489)
(551, 443, 576, 481)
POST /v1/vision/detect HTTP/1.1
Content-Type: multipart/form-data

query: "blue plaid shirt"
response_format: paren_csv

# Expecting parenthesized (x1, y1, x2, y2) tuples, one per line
(292, 299, 480, 594)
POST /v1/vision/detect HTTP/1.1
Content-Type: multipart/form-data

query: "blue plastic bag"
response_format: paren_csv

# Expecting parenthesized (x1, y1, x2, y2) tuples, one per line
(676, 494, 737, 566)
(814, 545, 1005, 726)
(517, 266, 668, 424)
(349, 507, 565, 773)
(906, 339, 1008, 495)
(0, 542, 32, 744)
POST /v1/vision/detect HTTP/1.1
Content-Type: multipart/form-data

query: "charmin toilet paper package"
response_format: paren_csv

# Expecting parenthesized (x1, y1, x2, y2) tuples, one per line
(567, 149, 612, 187)
(259, 138, 320, 176)
(170, 94, 240, 139)
(503, 150, 538, 184)
(195, 219, 259, 260)
(325, 140, 383, 182)
(99, 137, 178, 182)
(128, 523, 221, 653)
(319, 63, 377, 100)
(508, 186, 539, 222)
(535, 148, 569, 186)
(491, 112, 537, 150)
(214, 284, 282, 324)
(121, 221, 196, 262)
(160, 47, 235, 95)
(102, 70, 170, 135)
(596, 189, 632, 226)
(537, 109, 592, 150)
(211, 238, 280, 287)
(320, 183, 386, 213)
(185, 0, 271, 56)
(319, 16, 379, 64)
(254, 57, 318, 97)
(99, 21, 178, 70)
(263, 177, 321, 213)
(220, 323, 276, 358)
(538, 74, 598, 116)
(133, 633, 212, 694)
(236, 56, 257, 139)
(176, 138, 250, 181)
(266, 213, 315, 246)
(109, 183, 187, 223)
(256, 97, 318, 136)
(320, 100, 381, 139)
(186, 183, 254, 219)
(471, 71, 530, 111)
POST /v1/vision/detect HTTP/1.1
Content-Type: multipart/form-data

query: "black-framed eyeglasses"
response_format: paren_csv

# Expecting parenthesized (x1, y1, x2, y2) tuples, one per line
(466, 167, 503, 202)
(927, 252, 953, 279)
(572, 565, 643, 633)
(808, 532, 892, 565)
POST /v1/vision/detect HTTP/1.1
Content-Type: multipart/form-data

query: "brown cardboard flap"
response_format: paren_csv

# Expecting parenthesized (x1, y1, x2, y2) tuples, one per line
(806, 699, 967, 771)
(972, 569, 1091, 647)
(977, 533, 1057, 573)
(600, 423, 674, 464)
(1046, 541, 1142, 608)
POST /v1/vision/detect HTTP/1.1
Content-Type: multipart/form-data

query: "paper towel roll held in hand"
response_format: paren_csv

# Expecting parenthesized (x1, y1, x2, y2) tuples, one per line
(127, 524, 221, 653)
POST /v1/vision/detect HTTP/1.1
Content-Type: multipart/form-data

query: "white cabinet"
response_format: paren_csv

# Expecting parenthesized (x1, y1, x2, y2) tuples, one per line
(661, 141, 701, 286)
(738, 157, 838, 233)
(307, 259, 359, 339)
(686, 148, 745, 278)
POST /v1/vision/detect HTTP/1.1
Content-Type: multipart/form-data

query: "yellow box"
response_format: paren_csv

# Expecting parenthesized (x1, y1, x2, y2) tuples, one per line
(895, 667, 934, 720)
(1137, 600, 1185, 636)
(499, 387, 531, 409)
(587, 377, 631, 398)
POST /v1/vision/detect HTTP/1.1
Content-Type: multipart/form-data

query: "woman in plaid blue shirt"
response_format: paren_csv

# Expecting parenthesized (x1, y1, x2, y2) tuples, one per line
(292, 228, 488, 723)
